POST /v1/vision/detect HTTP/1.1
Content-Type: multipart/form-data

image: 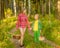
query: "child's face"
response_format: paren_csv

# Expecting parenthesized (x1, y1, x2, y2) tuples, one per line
(34, 14, 39, 20)
(23, 9, 26, 14)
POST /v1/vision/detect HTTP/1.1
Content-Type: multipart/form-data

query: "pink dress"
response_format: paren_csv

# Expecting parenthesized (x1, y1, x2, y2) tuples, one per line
(16, 13, 30, 29)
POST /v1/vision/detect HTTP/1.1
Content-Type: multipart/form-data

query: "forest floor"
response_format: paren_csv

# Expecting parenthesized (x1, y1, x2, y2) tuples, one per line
(9, 27, 60, 48)
(0, 16, 60, 48)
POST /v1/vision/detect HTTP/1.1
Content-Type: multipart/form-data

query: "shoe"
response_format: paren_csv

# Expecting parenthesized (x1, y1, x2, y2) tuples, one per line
(39, 36, 45, 41)
(19, 44, 24, 47)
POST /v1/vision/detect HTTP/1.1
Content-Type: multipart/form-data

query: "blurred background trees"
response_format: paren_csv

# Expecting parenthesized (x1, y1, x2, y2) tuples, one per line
(0, 0, 59, 20)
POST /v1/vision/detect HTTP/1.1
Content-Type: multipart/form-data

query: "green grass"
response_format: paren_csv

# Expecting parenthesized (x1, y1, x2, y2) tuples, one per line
(0, 16, 60, 48)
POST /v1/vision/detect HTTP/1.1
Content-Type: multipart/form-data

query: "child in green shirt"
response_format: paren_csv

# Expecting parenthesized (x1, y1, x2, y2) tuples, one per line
(31, 13, 42, 43)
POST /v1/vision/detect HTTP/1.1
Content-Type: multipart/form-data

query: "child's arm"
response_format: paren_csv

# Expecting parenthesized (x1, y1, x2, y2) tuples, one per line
(25, 16, 31, 30)
(30, 22, 33, 24)
(40, 30, 42, 35)
(39, 21, 42, 30)
(39, 21, 43, 35)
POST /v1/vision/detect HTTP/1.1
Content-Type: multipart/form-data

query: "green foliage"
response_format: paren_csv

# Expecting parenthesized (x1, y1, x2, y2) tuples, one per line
(40, 15, 60, 45)
(0, 17, 16, 48)
(0, 15, 60, 48)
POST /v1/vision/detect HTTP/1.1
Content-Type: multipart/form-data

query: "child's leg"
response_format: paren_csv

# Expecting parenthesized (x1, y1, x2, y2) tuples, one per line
(34, 32, 37, 42)
(37, 32, 40, 41)
(19, 28, 26, 46)
(34, 31, 40, 43)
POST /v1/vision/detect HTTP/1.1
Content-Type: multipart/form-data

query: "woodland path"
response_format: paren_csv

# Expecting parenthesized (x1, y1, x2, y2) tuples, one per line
(8, 27, 60, 48)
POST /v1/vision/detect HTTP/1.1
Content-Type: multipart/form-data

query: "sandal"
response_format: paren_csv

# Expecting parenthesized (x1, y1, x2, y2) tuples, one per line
(19, 44, 24, 47)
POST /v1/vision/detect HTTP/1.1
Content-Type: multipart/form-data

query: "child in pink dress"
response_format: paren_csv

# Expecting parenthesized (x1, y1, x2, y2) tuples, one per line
(16, 9, 30, 47)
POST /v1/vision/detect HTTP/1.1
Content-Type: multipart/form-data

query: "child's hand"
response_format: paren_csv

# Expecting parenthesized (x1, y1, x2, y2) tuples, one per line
(29, 28, 32, 30)
(29, 22, 32, 24)
(28, 14, 30, 17)
(40, 30, 41, 33)
(39, 36, 45, 41)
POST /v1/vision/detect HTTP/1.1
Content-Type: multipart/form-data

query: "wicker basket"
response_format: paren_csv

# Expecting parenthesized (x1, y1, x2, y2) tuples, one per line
(13, 34, 21, 40)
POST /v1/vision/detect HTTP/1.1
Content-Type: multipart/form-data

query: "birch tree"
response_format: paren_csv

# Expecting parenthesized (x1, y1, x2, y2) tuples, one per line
(24, 0, 26, 9)
(13, 0, 16, 16)
(28, 0, 31, 15)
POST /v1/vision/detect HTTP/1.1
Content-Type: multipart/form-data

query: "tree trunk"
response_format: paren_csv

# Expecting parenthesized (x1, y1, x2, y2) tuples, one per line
(49, 0, 51, 16)
(57, 0, 60, 19)
(46, 0, 49, 14)
(53, 0, 58, 18)
(0, 0, 5, 20)
(13, 0, 16, 16)
(24, 0, 26, 9)
(36, 0, 38, 12)
(28, 0, 31, 15)
(0, 0, 1, 19)
(42, 0, 44, 16)
(39, 0, 42, 14)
